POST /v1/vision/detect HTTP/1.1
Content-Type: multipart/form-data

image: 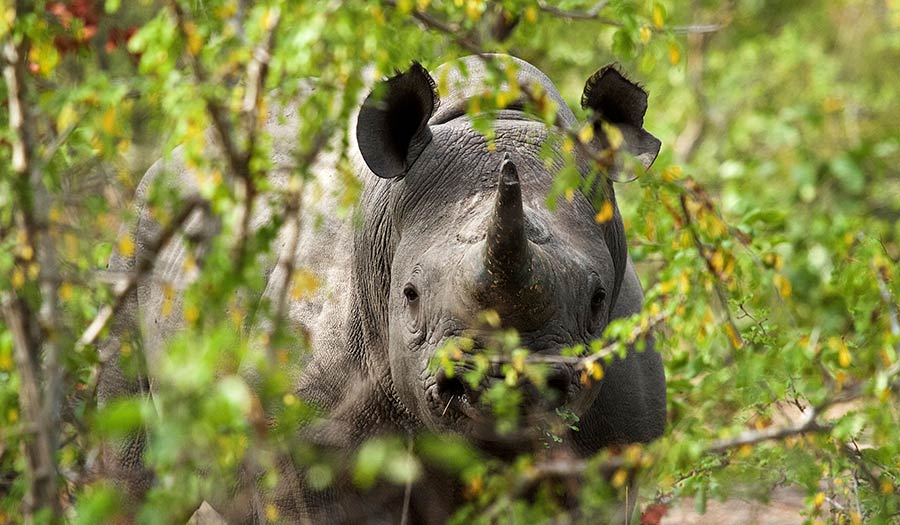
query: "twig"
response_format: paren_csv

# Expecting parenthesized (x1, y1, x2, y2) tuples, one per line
(678, 193, 744, 353)
(457, 312, 666, 370)
(537, 1, 614, 22)
(399, 436, 414, 525)
(537, 0, 724, 34)
(874, 260, 900, 356)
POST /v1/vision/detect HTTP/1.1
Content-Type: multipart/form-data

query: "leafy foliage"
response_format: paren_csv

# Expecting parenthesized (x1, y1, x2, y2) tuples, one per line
(1, 1, 899, 524)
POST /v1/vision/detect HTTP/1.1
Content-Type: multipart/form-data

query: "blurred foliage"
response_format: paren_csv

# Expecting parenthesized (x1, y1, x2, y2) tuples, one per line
(1, 0, 900, 524)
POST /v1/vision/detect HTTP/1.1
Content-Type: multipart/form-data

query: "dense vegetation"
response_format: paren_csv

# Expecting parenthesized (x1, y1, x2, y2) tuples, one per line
(1, 0, 899, 523)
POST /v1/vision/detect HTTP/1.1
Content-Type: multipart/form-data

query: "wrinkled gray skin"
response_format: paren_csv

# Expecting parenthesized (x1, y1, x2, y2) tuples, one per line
(98, 55, 666, 524)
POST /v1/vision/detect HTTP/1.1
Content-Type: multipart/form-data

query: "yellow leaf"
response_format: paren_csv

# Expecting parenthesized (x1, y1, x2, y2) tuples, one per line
(7, 408, 18, 424)
(417, 0, 431, 11)
(835, 370, 848, 389)
(161, 285, 174, 318)
(602, 122, 624, 150)
(396, 0, 412, 13)
(737, 444, 753, 458)
(813, 491, 825, 509)
(724, 323, 743, 349)
(590, 361, 604, 381)
(101, 107, 117, 134)
(594, 200, 614, 224)
(371, 5, 386, 25)
(118, 235, 135, 257)
(465, 0, 483, 21)
(669, 43, 681, 65)
(465, 474, 483, 497)
(661, 165, 682, 182)
(773, 273, 792, 298)
(524, 6, 538, 23)
(496, 91, 509, 108)
(28, 42, 59, 76)
(881, 479, 894, 495)
(611, 468, 628, 488)
(562, 136, 574, 154)
(512, 352, 525, 373)
(27, 263, 39, 280)
(710, 251, 724, 273)
(184, 22, 203, 55)
(57, 103, 78, 133)
(652, 4, 665, 28)
(283, 393, 297, 406)
(639, 26, 652, 43)
(184, 305, 200, 324)
(564, 188, 575, 202)
(659, 279, 675, 294)
(483, 309, 501, 328)
(469, 97, 481, 115)
(291, 269, 321, 300)
(0, 353, 12, 371)
(577, 123, 594, 143)
(260, 7, 278, 30)
(838, 346, 851, 368)
(265, 504, 278, 521)
(59, 282, 73, 301)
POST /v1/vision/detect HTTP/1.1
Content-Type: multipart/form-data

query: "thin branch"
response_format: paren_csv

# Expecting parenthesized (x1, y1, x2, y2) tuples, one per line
(537, 1, 614, 22)
(874, 260, 900, 357)
(706, 405, 828, 454)
(266, 129, 333, 362)
(382, 0, 484, 54)
(3, 6, 63, 519)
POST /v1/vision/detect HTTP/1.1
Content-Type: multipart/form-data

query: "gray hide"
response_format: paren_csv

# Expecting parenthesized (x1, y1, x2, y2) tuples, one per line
(98, 55, 666, 524)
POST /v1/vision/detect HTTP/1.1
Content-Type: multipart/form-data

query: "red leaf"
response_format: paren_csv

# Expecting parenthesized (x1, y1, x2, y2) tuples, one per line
(640, 503, 669, 525)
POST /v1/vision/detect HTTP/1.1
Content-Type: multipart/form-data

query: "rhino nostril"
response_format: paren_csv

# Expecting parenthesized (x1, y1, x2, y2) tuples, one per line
(436, 372, 467, 400)
(546, 371, 571, 407)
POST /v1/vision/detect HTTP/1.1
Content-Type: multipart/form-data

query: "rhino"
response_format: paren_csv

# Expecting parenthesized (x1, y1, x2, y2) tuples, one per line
(98, 54, 666, 524)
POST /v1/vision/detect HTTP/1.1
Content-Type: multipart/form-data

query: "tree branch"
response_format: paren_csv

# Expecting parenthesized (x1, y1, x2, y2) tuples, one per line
(3, 5, 63, 519)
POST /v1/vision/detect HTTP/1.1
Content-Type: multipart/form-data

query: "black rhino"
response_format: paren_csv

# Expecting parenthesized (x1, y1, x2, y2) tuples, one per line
(99, 54, 666, 524)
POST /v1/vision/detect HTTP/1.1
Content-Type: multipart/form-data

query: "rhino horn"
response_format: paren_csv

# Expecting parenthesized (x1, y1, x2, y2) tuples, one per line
(483, 154, 531, 287)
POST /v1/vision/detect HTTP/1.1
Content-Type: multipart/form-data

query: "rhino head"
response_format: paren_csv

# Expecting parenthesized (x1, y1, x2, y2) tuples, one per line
(352, 56, 660, 442)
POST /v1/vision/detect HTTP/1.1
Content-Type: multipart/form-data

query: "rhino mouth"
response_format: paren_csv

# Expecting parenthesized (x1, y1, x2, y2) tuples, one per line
(425, 363, 575, 431)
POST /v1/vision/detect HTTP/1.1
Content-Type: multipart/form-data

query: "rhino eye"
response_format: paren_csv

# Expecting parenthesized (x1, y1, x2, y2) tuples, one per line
(590, 287, 606, 319)
(403, 284, 420, 305)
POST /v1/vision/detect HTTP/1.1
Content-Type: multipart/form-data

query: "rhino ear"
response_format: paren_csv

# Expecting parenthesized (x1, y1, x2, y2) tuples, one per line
(357, 62, 438, 179)
(581, 65, 661, 169)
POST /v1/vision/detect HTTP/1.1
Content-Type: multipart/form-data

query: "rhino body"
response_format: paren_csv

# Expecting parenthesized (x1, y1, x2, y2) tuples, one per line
(99, 55, 666, 523)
